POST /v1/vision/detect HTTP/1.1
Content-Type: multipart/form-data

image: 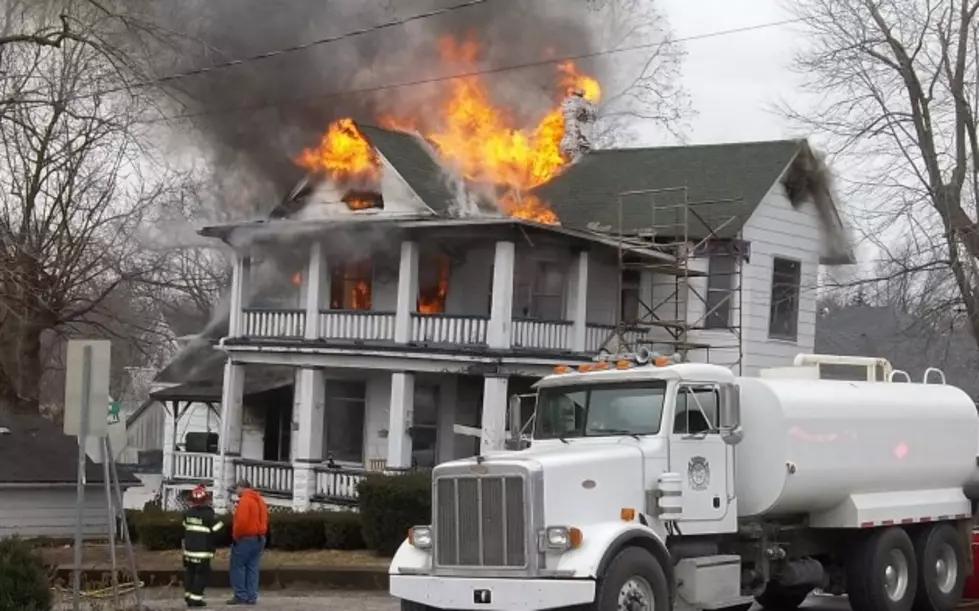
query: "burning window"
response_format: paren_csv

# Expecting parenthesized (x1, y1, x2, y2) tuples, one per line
(342, 190, 383, 211)
(417, 253, 450, 314)
(330, 260, 372, 311)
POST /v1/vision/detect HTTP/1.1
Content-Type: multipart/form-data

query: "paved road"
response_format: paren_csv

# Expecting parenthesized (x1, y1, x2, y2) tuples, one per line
(55, 589, 855, 610)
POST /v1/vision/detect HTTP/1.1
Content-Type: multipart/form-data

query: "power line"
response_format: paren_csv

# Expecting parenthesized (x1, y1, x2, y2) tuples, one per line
(149, 18, 804, 124)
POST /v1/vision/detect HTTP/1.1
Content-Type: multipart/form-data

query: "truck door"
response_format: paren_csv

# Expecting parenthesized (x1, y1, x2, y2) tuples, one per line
(669, 383, 731, 526)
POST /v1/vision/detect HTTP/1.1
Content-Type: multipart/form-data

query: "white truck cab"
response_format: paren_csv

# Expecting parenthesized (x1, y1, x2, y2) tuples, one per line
(390, 352, 979, 611)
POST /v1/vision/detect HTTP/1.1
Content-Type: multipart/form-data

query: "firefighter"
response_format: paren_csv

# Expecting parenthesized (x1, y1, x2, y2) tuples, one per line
(182, 484, 223, 607)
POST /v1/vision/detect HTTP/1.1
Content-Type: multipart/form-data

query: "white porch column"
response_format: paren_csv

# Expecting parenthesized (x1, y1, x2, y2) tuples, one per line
(395, 241, 419, 343)
(214, 361, 245, 514)
(292, 368, 325, 512)
(436, 376, 459, 463)
(229, 254, 251, 337)
(488, 241, 516, 349)
(386, 372, 415, 469)
(304, 242, 328, 340)
(480, 374, 509, 455)
(567, 249, 590, 352)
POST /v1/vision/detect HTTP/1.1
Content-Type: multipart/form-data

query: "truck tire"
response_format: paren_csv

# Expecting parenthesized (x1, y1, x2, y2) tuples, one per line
(846, 527, 919, 611)
(594, 546, 670, 611)
(400, 601, 436, 611)
(912, 523, 967, 611)
(754, 582, 813, 610)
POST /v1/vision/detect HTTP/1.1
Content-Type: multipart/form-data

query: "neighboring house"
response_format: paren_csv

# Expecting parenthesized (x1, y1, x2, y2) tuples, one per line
(150, 124, 852, 512)
(0, 413, 139, 538)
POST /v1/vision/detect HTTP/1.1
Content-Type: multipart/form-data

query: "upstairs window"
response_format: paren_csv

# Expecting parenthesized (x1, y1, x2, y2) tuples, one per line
(330, 260, 372, 310)
(769, 257, 801, 341)
(705, 255, 736, 329)
(514, 260, 566, 320)
(621, 269, 641, 324)
(417, 253, 450, 314)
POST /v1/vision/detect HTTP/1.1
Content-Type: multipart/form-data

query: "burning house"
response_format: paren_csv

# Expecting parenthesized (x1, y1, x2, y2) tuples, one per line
(147, 44, 853, 512)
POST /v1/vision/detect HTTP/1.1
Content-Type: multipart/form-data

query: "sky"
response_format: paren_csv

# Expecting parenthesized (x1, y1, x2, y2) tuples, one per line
(656, 0, 807, 144)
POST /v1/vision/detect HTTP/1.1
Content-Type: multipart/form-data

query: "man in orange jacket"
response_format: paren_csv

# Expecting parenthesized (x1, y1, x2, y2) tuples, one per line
(227, 479, 268, 605)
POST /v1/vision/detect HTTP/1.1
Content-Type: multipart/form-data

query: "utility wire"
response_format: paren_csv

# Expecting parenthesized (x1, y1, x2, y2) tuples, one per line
(148, 18, 804, 124)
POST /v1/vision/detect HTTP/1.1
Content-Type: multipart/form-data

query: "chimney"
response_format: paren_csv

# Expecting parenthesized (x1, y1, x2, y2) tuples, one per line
(560, 88, 597, 161)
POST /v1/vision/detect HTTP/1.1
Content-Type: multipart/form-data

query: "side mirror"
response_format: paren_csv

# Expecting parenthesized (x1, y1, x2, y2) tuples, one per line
(718, 383, 743, 446)
(506, 394, 530, 451)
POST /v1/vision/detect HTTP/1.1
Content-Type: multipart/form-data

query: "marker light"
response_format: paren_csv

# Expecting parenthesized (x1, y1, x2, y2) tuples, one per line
(653, 356, 670, 367)
(616, 360, 632, 369)
(553, 364, 570, 374)
(542, 526, 583, 552)
(578, 363, 594, 373)
(408, 525, 433, 550)
(620, 508, 636, 521)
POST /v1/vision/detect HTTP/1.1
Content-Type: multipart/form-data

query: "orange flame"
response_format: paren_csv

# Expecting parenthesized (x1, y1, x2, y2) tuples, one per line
(296, 36, 601, 225)
(295, 118, 380, 185)
(418, 254, 450, 313)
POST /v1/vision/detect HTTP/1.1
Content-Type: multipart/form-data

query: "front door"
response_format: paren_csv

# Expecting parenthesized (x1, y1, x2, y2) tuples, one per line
(668, 383, 732, 529)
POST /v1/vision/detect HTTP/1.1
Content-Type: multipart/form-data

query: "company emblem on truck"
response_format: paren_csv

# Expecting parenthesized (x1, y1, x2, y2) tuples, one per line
(688, 456, 711, 490)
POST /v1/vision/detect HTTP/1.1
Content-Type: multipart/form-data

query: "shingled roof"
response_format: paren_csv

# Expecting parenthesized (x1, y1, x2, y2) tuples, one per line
(0, 412, 138, 485)
(531, 139, 804, 238)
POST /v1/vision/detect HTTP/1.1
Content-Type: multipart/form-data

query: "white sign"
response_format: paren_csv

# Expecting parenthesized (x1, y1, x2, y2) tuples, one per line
(63, 340, 111, 438)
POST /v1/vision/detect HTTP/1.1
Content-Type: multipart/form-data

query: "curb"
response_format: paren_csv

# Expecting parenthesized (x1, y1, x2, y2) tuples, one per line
(52, 565, 389, 591)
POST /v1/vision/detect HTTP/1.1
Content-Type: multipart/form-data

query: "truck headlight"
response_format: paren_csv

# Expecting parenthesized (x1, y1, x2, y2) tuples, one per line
(541, 526, 583, 552)
(408, 525, 433, 550)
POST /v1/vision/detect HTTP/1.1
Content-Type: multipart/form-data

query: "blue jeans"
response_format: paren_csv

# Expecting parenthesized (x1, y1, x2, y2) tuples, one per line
(230, 536, 264, 603)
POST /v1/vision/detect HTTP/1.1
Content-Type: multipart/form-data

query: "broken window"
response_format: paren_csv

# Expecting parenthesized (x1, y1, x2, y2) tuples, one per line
(417, 253, 450, 314)
(768, 257, 801, 340)
(329, 260, 372, 310)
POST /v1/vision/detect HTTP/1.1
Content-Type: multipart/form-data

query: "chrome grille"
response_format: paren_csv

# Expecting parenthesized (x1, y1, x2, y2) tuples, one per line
(435, 474, 527, 567)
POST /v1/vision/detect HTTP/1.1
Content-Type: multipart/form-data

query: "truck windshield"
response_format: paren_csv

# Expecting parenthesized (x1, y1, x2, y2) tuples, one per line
(534, 381, 667, 440)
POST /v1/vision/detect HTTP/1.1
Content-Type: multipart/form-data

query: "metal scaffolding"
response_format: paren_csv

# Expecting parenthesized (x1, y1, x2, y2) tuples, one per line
(598, 187, 746, 374)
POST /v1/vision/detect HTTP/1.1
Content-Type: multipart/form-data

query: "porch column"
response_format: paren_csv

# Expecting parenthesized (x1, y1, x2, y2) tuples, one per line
(480, 374, 509, 455)
(395, 241, 419, 343)
(488, 241, 515, 349)
(214, 361, 245, 514)
(304, 241, 328, 340)
(386, 372, 415, 469)
(292, 368, 325, 512)
(437, 376, 458, 463)
(229, 254, 252, 337)
(567, 249, 590, 352)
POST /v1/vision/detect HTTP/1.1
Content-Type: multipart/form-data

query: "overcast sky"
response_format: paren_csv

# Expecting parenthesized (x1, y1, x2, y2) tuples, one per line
(656, 0, 806, 145)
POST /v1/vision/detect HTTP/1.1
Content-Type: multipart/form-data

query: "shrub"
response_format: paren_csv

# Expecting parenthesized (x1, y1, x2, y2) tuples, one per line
(323, 511, 365, 550)
(134, 511, 184, 551)
(358, 471, 431, 556)
(267, 512, 326, 551)
(0, 537, 52, 611)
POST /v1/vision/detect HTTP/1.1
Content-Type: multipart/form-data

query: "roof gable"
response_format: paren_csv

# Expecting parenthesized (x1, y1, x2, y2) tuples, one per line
(531, 139, 803, 238)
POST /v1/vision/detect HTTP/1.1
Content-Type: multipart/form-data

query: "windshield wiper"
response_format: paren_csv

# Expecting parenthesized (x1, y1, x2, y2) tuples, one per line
(590, 428, 641, 441)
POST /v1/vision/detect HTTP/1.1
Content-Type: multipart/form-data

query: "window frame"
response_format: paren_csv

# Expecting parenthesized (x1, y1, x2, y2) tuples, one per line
(514, 258, 568, 320)
(672, 383, 720, 436)
(704, 255, 736, 329)
(768, 257, 802, 341)
(620, 269, 641, 324)
(329, 260, 373, 311)
(324, 379, 367, 465)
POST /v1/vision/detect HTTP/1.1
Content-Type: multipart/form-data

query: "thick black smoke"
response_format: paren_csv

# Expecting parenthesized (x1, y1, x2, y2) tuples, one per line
(150, 0, 609, 218)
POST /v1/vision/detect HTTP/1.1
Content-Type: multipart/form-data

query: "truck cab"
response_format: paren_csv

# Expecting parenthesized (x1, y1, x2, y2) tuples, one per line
(390, 352, 979, 611)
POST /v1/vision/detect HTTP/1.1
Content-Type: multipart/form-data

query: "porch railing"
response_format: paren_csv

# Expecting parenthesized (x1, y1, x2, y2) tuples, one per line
(243, 309, 306, 338)
(172, 451, 215, 482)
(319, 310, 396, 342)
(584, 323, 650, 353)
(411, 313, 488, 345)
(234, 459, 294, 498)
(512, 318, 572, 351)
(313, 466, 368, 506)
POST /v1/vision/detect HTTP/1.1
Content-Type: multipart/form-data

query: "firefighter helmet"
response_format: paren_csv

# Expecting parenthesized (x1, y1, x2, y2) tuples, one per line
(190, 484, 208, 503)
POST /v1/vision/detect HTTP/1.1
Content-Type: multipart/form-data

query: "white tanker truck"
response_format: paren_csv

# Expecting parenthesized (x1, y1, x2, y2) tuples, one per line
(389, 353, 979, 611)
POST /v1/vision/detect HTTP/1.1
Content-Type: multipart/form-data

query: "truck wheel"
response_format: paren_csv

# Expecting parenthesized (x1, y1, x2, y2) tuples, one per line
(912, 523, 967, 611)
(594, 546, 670, 611)
(754, 582, 813, 610)
(846, 527, 919, 611)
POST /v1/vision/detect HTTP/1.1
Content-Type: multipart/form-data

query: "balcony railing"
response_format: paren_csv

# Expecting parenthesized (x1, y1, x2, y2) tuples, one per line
(512, 318, 571, 351)
(320, 310, 395, 342)
(313, 466, 368, 506)
(412, 313, 487, 345)
(171, 451, 215, 482)
(584, 323, 650, 353)
(243, 309, 305, 338)
(234, 459, 294, 499)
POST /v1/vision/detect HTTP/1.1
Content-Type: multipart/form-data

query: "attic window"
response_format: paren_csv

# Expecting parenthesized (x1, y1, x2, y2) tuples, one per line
(342, 190, 383, 211)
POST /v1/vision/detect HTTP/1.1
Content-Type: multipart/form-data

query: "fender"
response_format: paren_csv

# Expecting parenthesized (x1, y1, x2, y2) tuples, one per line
(596, 528, 675, 602)
(389, 538, 432, 575)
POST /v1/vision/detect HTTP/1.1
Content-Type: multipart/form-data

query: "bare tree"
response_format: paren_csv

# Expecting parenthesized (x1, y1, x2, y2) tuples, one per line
(783, 0, 979, 350)
(0, 2, 188, 414)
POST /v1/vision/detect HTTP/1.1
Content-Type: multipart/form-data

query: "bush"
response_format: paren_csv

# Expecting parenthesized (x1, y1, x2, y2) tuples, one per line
(323, 511, 365, 550)
(134, 511, 184, 551)
(0, 537, 52, 611)
(358, 471, 431, 556)
(268, 512, 325, 550)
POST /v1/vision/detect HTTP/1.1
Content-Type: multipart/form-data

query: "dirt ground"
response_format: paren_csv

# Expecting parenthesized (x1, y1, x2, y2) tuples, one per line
(40, 543, 388, 570)
(52, 587, 398, 610)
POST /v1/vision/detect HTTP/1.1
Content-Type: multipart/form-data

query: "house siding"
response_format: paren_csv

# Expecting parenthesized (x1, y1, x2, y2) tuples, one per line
(0, 487, 111, 539)
(740, 173, 821, 375)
